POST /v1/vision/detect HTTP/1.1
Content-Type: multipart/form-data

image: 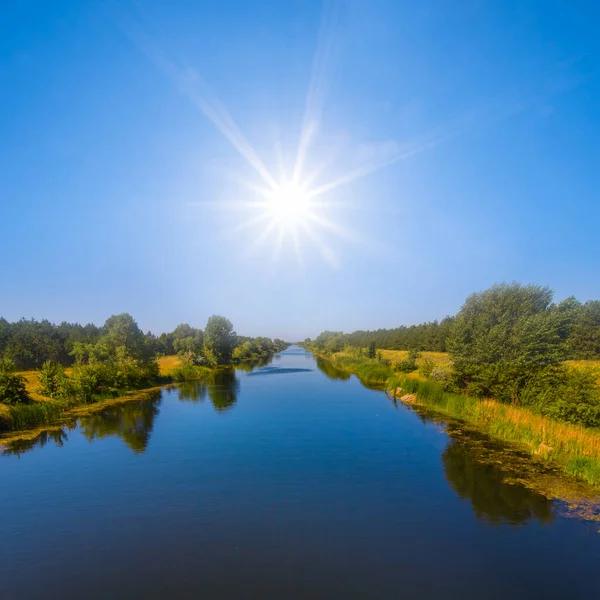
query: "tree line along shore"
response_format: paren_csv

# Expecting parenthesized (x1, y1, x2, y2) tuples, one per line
(0, 313, 288, 433)
(303, 283, 600, 487)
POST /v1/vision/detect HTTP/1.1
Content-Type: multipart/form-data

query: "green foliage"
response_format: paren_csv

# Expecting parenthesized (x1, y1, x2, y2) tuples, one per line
(448, 283, 574, 403)
(429, 366, 451, 389)
(171, 363, 211, 381)
(5, 402, 63, 431)
(173, 324, 204, 365)
(519, 366, 600, 428)
(70, 365, 99, 403)
(0, 358, 30, 405)
(395, 359, 417, 373)
(569, 300, 600, 359)
(312, 318, 455, 353)
(204, 315, 236, 365)
(419, 358, 435, 379)
(395, 350, 419, 373)
(38, 360, 70, 399)
(367, 341, 377, 359)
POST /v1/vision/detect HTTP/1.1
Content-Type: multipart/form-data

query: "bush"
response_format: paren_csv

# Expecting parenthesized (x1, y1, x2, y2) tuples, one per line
(0, 359, 30, 405)
(171, 363, 210, 381)
(367, 342, 376, 359)
(395, 359, 417, 373)
(38, 360, 71, 399)
(520, 366, 600, 428)
(429, 366, 451, 389)
(419, 358, 435, 379)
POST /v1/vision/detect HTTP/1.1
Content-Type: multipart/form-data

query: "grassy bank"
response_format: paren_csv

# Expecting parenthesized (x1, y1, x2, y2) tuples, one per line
(316, 349, 600, 488)
(1, 356, 186, 435)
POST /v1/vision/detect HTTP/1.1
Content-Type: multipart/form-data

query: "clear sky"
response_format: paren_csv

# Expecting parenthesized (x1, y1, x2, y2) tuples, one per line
(1, 1, 599, 340)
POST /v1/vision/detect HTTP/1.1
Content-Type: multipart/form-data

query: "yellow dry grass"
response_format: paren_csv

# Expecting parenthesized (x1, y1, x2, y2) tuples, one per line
(378, 350, 451, 368)
(157, 355, 181, 376)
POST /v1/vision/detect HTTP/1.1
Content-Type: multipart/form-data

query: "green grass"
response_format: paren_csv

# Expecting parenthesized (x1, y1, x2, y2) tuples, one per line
(6, 402, 64, 431)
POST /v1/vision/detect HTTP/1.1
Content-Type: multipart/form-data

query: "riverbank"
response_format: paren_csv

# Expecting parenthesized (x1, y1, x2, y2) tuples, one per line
(1, 355, 247, 437)
(314, 349, 600, 488)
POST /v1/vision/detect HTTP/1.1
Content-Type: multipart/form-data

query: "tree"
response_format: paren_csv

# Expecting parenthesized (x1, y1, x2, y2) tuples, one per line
(203, 316, 236, 365)
(0, 359, 30, 405)
(448, 283, 572, 403)
(102, 313, 147, 360)
(38, 360, 69, 399)
(174, 328, 204, 364)
(569, 301, 600, 359)
(367, 341, 377, 359)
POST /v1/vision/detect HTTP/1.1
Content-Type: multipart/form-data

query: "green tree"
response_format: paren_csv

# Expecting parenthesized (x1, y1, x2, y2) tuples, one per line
(0, 358, 30, 405)
(38, 360, 69, 399)
(203, 316, 236, 365)
(569, 300, 600, 359)
(172, 324, 204, 364)
(367, 341, 377, 359)
(448, 283, 572, 403)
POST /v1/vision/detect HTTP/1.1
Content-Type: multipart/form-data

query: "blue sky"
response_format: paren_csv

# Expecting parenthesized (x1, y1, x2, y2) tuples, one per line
(1, 0, 599, 340)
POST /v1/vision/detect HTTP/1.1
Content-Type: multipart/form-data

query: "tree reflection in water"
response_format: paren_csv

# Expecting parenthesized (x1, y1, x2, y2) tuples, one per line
(177, 381, 207, 403)
(176, 369, 240, 411)
(1, 428, 70, 457)
(315, 357, 351, 381)
(79, 391, 162, 454)
(207, 368, 239, 412)
(441, 429, 554, 526)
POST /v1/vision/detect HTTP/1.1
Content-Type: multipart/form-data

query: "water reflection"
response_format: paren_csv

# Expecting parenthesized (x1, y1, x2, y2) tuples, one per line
(207, 369, 239, 412)
(1, 428, 70, 457)
(177, 380, 207, 403)
(235, 357, 271, 372)
(316, 357, 351, 381)
(79, 391, 162, 454)
(442, 435, 554, 526)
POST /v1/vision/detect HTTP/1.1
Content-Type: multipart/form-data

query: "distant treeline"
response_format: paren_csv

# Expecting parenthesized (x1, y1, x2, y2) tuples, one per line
(308, 292, 600, 360)
(0, 316, 287, 370)
(309, 318, 455, 353)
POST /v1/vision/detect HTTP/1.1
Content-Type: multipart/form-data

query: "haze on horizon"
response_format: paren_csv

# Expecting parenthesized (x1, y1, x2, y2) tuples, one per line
(1, 0, 599, 341)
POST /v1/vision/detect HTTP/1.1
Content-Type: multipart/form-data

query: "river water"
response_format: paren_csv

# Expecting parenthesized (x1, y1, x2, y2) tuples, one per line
(1, 346, 599, 599)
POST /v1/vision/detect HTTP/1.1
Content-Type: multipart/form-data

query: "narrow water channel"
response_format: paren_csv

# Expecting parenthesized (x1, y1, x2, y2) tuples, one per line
(1, 346, 598, 599)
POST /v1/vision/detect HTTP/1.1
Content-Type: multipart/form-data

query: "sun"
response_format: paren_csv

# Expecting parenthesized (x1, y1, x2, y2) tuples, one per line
(267, 181, 311, 227)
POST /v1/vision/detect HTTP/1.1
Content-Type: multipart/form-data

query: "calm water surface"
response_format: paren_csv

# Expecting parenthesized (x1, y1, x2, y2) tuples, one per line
(1, 346, 599, 599)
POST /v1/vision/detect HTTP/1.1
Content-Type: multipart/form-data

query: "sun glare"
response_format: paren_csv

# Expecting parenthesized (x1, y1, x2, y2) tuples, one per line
(268, 181, 311, 227)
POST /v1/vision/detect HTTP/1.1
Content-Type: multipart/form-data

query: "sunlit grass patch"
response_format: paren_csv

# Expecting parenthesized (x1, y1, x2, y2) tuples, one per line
(158, 355, 182, 376)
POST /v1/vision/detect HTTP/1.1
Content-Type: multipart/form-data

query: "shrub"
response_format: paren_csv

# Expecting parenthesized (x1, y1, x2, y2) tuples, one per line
(395, 359, 417, 373)
(38, 360, 71, 399)
(367, 342, 376, 359)
(0, 359, 30, 405)
(171, 363, 210, 381)
(429, 366, 451, 389)
(419, 358, 435, 379)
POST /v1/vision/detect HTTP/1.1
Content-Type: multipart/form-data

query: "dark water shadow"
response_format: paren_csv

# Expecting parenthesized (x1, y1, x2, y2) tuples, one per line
(79, 391, 162, 454)
(316, 357, 351, 381)
(442, 432, 554, 526)
(177, 380, 208, 403)
(1, 428, 70, 457)
(235, 356, 272, 373)
(206, 368, 239, 412)
(247, 366, 313, 377)
(407, 407, 600, 526)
